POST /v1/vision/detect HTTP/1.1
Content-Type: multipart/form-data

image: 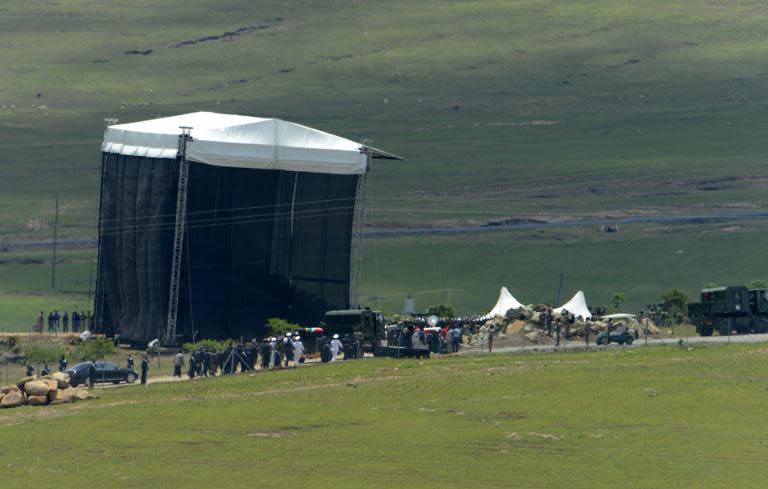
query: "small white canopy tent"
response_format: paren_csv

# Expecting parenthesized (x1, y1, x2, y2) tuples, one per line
(554, 290, 592, 319)
(102, 112, 400, 174)
(482, 286, 524, 319)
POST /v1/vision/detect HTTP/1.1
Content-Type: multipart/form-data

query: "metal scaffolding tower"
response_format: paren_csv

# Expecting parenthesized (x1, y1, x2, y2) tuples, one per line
(164, 127, 193, 345)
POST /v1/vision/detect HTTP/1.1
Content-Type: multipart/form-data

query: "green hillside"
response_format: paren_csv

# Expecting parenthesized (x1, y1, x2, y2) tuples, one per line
(2, 1, 768, 327)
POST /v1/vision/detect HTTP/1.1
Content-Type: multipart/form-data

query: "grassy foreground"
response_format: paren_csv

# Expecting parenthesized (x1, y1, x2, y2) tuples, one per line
(2, 345, 768, 488)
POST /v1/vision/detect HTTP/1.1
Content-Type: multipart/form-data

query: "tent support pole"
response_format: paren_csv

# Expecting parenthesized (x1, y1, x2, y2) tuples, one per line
(349, 151, 371, 308)
(288, 171, 298, 286)
(94, 118, 118, 333)
(164, 126, 193, 346)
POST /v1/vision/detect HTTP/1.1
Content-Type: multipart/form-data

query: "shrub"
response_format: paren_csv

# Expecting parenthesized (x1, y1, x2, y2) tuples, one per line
(78, 338, 116, 360)
(23, 345, 67, 365)
(266, 317, 301, 336)
(427, 304, 455, 319)
(182, 339, 231, 352)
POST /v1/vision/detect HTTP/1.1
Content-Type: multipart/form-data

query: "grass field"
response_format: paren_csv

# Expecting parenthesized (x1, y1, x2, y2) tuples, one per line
(3, 1, 768, 326)
(2, 344, 768, 488)
(5, 218, 768, 331)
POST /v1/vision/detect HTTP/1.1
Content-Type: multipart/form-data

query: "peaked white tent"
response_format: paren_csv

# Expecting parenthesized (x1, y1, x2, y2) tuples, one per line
(102, 112, 400, 175)
(482, 287, 524, 319)
(554, 290, 592, 319)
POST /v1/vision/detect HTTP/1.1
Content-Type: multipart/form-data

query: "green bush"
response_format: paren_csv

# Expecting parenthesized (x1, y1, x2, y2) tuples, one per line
(427, 304, 455, 319)
(265, 317, 301, 336)
(23, 345, 67, 365)
(78, 338, 116, 360)
(182, 339, 231, 352)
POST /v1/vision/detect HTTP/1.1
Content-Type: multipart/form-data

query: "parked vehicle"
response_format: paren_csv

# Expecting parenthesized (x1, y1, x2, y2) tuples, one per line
(65, 361, 138, 387)
(688, 286, 768, 336)
(596, 327, 636, 346)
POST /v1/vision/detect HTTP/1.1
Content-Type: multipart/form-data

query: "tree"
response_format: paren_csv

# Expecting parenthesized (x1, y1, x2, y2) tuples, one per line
(610, 292, 625, 311)
(427, 304, 455, 319)
(747, 279, 767, 289)
(660, 288, 689, 323)
(265, 317, 301, 336)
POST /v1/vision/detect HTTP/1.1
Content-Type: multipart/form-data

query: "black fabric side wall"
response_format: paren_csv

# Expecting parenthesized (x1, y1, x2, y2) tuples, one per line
(96, 153, 177, 343)
(96, 154, 358, 344)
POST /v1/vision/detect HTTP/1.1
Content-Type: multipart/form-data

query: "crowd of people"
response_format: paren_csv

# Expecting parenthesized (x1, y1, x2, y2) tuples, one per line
(165, 332, 362, 381)
(33, 310, 94, 334)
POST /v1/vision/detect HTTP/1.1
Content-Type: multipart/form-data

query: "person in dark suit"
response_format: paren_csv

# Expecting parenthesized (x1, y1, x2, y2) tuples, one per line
(140, 356, 149, 384)
(88, 360, 96, 388)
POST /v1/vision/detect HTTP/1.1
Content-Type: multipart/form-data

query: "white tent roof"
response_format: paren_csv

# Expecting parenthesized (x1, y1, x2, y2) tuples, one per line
(482, 286, 524, 320)
(101, 112, 400, 175)
(554, 290, 592, 319)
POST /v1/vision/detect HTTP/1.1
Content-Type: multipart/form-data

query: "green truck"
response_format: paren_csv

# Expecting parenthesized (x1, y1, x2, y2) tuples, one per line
(323, 309, 386, 353)
(688, 286, 768, 336)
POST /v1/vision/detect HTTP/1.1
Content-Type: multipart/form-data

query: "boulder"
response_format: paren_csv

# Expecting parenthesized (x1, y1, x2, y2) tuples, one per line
(60, 388, 77, 403)
(520, 308, 534, 320)
(24, 380, 50, 397)
(0, 391, 23, 408)
(0, 392, 3, 403)
(74, 389, 91, 401)
(504, 308, 522, 321)
(16, 375, 36, 389)
(1, 385, 20, 395)
(643, 319, 660, 335)
(43, 379, 58, 391)
(27, 395, 48, 406)
(525, 330, 542, 343)
(52, 372, 70, 389)
(505, 320, 526, 335)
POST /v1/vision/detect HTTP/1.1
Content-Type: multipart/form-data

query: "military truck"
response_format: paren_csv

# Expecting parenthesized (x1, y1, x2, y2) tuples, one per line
(688, 286, 768, 336)
(323, 309, 386, 353)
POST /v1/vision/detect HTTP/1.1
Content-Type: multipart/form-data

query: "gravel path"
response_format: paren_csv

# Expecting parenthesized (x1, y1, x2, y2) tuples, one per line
(463, 332, 768, 355)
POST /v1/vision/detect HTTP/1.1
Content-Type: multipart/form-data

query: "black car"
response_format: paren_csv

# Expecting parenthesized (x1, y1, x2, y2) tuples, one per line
(65, 361, 138, 387)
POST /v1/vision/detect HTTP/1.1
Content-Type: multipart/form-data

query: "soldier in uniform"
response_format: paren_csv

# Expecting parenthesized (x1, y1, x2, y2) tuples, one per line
(260, 339, 271, 370)
(320, 338, 332, 363)
(583, 317, 591, 346)
(173, 351, 183, 378)
(35, 311, 44, 333)
(26, 364, 35, 376)
(562, 317, 570, 343)
(188, 354, 197, 379)
(71, 311, 80, 333)
(126, 354, 134, 369)
(271, 338, 281, 369)
(140, 355, 149, 385)
(41, 364, 50, 376)
(59, 354, 68, 372)
(545, 309, 553, 337)
(202, 349, 211, 376)
(88, 360, 96, 388)
(554, 318, 562, 346)
(62, 312, 69, 333)
(342, 333, 353, 361)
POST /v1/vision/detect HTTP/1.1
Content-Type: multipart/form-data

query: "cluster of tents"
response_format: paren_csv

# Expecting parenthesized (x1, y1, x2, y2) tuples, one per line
(482, 287, 592, 320)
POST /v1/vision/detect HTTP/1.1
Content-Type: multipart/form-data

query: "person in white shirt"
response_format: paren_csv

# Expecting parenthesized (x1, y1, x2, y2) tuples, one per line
(292, 335, 305, 366)
(330, 334, 343, 362)
(269, 337, 278, 368)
